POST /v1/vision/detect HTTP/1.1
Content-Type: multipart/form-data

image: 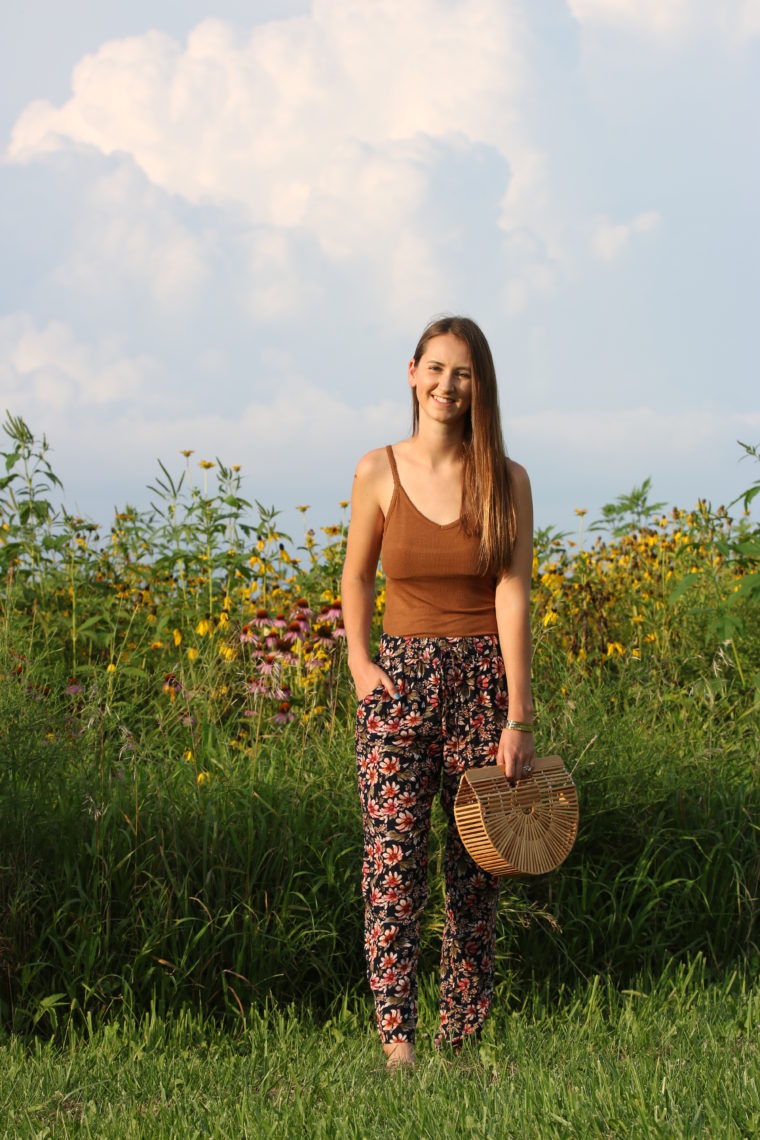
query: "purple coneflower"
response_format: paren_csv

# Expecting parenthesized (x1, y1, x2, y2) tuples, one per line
(282, 620, 307, 644)
(244, 678, 269, 695)
(273, 701, 295, 725)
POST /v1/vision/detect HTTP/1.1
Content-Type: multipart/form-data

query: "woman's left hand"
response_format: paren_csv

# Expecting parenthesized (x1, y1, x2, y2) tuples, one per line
(498, 727, 535, 782)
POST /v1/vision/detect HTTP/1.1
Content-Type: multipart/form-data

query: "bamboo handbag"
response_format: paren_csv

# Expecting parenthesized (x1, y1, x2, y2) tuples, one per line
(454, 756, 578, 877)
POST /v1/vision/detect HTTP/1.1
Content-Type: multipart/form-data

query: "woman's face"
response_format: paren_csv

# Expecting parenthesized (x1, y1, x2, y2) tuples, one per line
(408, 333, 473, 426)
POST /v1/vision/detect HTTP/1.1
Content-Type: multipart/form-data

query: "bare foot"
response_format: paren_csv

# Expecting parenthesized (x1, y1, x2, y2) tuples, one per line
(383, 1042, 416, 1072)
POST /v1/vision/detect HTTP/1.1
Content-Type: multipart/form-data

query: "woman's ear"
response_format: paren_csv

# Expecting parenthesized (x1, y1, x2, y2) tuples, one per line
(407, 358, 417, 389)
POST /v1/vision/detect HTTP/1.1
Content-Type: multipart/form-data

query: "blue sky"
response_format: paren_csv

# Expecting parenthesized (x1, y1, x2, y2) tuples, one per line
(1, 0, 758, 543)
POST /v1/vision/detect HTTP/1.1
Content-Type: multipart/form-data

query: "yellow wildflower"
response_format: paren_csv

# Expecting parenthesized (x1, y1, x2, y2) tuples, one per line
(173, 629, 182, 646)
(196, 619, 211, 637)
(199, 460, 215, 470)
(197, 771, 210, 786)
(106, 663, 116, 673)
(187, 647, 199, 661)
(183, 750, 193, 763)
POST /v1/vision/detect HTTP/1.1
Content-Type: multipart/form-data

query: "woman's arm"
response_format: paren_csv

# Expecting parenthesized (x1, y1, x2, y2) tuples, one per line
(494, 461, 535, 780)
(341, 450, 397, 701)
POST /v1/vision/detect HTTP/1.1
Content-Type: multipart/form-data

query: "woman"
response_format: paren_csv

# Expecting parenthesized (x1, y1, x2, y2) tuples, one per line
(341, 315, 535, 1070)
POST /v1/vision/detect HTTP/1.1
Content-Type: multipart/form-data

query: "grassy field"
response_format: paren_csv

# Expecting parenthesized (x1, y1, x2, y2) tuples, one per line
(1, 415, 759, 1135)
(2, 965, 759, 1137)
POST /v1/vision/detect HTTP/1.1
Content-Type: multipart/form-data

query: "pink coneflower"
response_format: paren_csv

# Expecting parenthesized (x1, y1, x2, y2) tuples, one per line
(282, 620, 306, 644)
(320, 599, 342, 622)
(251, 608, 270, 628)
(332, 622, 346, 639)
(272, 613, 287, 629)
(258, 655, 278, 676)
(65, 680, 83, 696)
(244, 678, 268, 695)
(311, 621, 335, 648)
(273, 701, 294, 724)
(289, 609, 311, 630)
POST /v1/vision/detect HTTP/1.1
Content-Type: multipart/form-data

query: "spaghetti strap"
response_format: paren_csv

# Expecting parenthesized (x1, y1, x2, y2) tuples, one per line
(385, 444, 400, 488)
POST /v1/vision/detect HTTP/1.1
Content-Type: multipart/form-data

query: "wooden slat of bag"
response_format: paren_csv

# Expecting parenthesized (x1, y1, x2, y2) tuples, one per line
(454, 755, 578, 878)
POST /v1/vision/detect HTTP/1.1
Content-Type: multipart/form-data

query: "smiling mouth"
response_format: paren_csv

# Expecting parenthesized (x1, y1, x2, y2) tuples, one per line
(432, 395, 455, 404)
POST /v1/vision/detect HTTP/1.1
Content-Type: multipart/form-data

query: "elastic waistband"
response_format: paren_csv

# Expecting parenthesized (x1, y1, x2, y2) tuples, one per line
(379, 632, 500, 658)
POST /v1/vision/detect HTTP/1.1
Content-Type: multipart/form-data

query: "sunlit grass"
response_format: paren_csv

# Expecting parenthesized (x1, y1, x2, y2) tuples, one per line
(1, 415, 759, 1134)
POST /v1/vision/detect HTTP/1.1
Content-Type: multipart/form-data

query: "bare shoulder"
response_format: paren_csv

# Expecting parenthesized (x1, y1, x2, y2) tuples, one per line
(507, 458, 532, 495)
(353, 446, 389, 482)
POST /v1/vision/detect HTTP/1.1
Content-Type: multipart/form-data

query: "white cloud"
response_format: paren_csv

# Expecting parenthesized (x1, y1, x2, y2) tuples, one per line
(567, 0, 760, 43)
(0, 312, 161, 412)
(53, 164, 209, 309)
(6, 3, 559, 315)
(0, 310, 409, 524)
(514, 405, 760, 469)
(592, 210, 661, 262)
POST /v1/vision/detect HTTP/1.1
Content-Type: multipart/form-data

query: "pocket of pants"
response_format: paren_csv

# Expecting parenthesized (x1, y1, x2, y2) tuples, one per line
(359, 683, 387, 705)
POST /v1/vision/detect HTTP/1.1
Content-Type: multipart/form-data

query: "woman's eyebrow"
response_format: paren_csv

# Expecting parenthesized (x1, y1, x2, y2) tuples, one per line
(427, 358, 471, 373)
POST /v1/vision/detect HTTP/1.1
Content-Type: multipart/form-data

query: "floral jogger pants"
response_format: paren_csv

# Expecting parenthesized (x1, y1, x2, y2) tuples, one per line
(355, 633, 508, 1048)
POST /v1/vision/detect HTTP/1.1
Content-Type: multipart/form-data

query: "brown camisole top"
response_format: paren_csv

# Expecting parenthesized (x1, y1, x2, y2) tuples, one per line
(380, 445, 498, 636)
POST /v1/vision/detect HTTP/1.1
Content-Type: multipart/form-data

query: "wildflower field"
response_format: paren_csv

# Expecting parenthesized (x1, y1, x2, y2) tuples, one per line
(1, 413, 760, 1136)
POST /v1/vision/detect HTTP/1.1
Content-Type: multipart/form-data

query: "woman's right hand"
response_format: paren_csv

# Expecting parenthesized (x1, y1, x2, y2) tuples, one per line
(352, 663, 399, 703)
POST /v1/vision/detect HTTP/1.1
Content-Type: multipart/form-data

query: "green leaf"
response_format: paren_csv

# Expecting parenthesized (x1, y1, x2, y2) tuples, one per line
(668, 574, 702, 604)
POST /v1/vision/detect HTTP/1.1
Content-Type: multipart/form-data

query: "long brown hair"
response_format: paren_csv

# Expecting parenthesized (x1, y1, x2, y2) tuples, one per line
(411, 315, 516, 576)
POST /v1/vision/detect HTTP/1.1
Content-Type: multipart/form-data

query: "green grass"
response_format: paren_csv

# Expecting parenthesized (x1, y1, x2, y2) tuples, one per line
(2, 420, 760, 1133)
(1, 962, 758, 1138)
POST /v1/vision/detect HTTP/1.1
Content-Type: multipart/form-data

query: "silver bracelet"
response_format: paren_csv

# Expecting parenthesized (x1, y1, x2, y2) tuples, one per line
(504, 719, 536, 733)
